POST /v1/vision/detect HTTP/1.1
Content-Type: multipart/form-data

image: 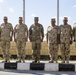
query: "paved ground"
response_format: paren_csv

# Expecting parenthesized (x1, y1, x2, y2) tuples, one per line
(0, 70, 76, 75)
(0, 60, 76, 63)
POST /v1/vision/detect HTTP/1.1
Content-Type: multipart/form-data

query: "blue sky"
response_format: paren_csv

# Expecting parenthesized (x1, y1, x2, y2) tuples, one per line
(0, 0, 76, 34)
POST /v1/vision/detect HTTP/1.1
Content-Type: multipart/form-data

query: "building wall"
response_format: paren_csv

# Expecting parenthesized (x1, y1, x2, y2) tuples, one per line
(0, 41, 75, 55)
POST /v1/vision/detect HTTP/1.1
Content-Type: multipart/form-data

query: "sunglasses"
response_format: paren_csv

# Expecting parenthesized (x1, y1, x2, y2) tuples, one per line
(64, 20, 67, 21)
(4, 19, 7, 20)
(19, 20, 22, 21)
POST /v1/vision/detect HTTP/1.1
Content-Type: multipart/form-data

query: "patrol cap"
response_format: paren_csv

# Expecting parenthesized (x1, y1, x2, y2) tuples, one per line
(4, 16, 8, 20)
(63, 17, 68, 21)
(51, 18, 56, 21)
(34, 17, 39, 21)
(19, 17, 23, 21)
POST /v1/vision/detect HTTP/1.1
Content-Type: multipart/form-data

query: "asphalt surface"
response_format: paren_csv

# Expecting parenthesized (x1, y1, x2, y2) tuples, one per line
(0, 70, 76, 75)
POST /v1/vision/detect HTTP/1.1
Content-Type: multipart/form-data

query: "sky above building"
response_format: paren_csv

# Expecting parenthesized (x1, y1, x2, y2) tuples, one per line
(0, 0, 76, 34)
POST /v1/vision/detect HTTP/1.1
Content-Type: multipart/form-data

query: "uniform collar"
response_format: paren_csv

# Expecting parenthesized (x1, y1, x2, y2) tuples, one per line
(63, 23, 68, 25)
(3, 22, 8, 26)
(34, 23, 39, 26)
(51, 25, 56, 28)
(18, 23, 23, 26)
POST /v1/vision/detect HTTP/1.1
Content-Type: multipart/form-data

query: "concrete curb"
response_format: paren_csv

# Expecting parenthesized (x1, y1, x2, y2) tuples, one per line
(0, 62, 76, 72)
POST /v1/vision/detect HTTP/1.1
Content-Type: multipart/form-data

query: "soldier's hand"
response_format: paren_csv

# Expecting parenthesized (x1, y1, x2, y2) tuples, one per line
(70, 40, 73, 44)
(14, 39, 16, 42)
(25, 38, 28, 42)
(10, 37, 12, 41)
(46, 40, 48, 43)
(74, 39, 75, 42)
(41, 39, 43, 42)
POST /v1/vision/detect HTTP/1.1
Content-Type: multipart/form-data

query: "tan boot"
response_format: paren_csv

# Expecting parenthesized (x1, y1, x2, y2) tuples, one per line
(49, 60, 54, 63)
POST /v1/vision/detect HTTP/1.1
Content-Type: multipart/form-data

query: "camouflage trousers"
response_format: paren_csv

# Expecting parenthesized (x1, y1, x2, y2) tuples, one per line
(16, 40, 26, 61)
(60, 43, 70, 61)
(75, 42, 76, 48)
(32, 41, 41, 61)
(1, 40, 10, 61)
(48, 43, 58, 61)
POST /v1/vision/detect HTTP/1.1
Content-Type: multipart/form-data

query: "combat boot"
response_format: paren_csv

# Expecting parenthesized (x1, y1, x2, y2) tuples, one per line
(61, 57, 65, 63)
(7, 60, 10, 63)
(2, 60, 7, 63)
(49, 60, 54, 63)
(16, 60, 21, 63)
(61, 61, 65, 63)
(37, 60, 40, 63)
(66, 59, 69, 63)
(55, 61, 58, 63)
(66, 57, 70, 63)
(66, 61, 69, 63)
(22, 60, 25, 63)
(32, 60, 37, 63)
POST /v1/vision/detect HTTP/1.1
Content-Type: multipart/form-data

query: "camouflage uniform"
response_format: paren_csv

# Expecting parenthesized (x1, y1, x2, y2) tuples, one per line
(60, 17, 72, 63)
(47, 18, 60, 63)
(29, 17, 44, 62)
(14, 17, 28, 62)
(73, 23, 76, 47)
(0, 17, 13, 62)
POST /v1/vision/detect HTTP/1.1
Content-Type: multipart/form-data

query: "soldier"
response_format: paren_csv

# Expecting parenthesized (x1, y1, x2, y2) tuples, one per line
(73, 23, 76, 47)
(29, 17, 44, 63)
(60, 17, 72, 63)
(46, 18, 60, 63)
(14, 17, 28, 63)
(0, 16, 13, 62)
